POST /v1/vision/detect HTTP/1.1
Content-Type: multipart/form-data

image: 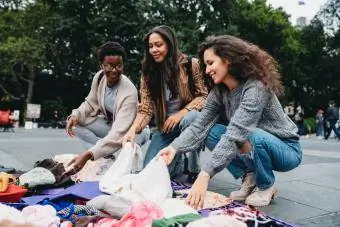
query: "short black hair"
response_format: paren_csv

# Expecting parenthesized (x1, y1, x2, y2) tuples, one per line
(98, 41, 126, 62)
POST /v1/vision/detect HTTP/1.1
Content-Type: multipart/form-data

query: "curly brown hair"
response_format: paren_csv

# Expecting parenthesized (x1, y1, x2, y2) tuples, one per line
(198, 35, 284, 96)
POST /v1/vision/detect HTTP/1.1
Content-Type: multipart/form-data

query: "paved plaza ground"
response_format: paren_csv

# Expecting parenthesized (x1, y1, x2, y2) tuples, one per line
(1, 128, 340, 226)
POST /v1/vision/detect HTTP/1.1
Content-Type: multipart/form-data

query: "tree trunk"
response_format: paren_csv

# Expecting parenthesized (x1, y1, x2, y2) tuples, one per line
(26, 65, 35, 104)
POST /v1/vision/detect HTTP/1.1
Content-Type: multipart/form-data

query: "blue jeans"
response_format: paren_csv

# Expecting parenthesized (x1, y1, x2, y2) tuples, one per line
(206, 124, 303, 190)
(316, 122, 324, 137)
(143, 110, 201, 177)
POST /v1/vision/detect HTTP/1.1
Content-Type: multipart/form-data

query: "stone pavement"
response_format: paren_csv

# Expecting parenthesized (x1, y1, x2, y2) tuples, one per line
(1, 128, 340, 226)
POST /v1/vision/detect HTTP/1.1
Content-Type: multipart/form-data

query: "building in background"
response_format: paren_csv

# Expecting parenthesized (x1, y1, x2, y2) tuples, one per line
(296, 0, 308, 29)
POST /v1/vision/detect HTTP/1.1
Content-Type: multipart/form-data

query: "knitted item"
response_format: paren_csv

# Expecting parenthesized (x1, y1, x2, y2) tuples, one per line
(57, 204, 110, 223)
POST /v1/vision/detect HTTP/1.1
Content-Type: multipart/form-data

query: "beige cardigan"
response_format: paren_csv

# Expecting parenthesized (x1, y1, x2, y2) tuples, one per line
(70, 70, 138, 160)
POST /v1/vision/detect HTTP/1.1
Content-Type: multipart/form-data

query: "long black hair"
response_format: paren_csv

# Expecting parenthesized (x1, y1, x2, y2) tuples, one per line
(142, 25, 181, 101)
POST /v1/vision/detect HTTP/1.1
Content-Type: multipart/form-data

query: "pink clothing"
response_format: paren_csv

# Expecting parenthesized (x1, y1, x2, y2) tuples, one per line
(94, 201, 163, 227)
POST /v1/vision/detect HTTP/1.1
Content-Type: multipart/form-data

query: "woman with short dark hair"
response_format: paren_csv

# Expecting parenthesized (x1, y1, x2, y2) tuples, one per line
(64, 41, 146, 175)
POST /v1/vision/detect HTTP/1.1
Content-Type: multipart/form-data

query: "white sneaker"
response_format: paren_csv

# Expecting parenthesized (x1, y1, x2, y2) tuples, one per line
(245, 184, 279, 207)
(229, 172, 255, 201)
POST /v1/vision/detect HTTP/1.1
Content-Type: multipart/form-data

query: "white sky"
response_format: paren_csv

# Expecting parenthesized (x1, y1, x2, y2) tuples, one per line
(267, 0, 328, 24)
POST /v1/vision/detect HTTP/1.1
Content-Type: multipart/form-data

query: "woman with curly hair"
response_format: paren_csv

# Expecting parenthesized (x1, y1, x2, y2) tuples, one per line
(123, 25, 208, 181)
(158, 35, 302, 208)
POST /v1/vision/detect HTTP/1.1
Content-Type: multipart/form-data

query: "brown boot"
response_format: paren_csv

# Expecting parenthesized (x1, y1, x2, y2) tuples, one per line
(229, 172, 255, 201)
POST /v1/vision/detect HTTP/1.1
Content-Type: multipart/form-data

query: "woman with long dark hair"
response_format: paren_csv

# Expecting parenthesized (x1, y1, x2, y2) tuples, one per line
(123, 25, 208, 181)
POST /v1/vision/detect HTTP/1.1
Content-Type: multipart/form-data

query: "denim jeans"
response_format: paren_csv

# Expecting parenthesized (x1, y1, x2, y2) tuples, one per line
(74, 115, 150, 149)
(316, 122, 324, 137)
(206, 124, 303, 190)
(143, 110, 201, 177)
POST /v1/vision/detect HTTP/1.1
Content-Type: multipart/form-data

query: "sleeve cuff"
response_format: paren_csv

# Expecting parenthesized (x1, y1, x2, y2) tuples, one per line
(202, 162, 218, 178)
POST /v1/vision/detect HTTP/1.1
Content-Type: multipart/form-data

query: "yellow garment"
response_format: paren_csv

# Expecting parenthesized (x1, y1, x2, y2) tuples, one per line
(0, 172, 16, 192)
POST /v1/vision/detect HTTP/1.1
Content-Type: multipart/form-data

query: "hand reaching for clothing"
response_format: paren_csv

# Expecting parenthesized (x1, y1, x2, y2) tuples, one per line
(186, 171, 210, 210)
(122, 127, 137, 145)
(63, 151, 93, 176)
(157, 146, 177, 165)
(66, 116, 78, 137)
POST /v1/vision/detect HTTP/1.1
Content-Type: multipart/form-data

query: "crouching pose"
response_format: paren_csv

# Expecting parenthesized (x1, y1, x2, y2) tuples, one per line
(159, 35, 302, 208)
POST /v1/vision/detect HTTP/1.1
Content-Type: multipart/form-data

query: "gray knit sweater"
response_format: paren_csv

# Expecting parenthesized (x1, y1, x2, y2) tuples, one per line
(171, 78, 299, 177)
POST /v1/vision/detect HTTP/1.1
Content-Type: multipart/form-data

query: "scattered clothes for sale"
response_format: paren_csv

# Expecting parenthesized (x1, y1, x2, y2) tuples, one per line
(87, 194, 132, 219)
(57, 204, 110, 224)
(187, 215, 246, 227)
(54, 154, 115, 182)
(94, 201, 163, 227)
(171, 180, 298, 227)
(34, 159, 72, 187)
(0, 203, 60, 226)
(19, 167, 56, 188)
(21, 181, 104, 205)
(174, 189, 233, 209)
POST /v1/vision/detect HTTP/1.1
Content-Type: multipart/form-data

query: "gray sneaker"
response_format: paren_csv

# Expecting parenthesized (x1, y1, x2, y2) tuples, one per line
(229, 172, 255, 201)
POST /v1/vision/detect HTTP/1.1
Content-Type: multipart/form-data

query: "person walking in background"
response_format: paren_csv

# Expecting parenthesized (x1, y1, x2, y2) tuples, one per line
(324, 100, 340, 141)
(64, 42, 148, 175)
(315, 109, 324, 139)
(158, 35, 302, 208)
(123, 25, 208, 182)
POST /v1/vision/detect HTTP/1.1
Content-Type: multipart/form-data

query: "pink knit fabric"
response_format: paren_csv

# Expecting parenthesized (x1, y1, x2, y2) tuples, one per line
(94, 201, 163, 227)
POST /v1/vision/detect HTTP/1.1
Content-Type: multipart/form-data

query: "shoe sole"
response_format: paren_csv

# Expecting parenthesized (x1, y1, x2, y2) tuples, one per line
(229, 194, 248, 201)
(245, 188, 279, 207)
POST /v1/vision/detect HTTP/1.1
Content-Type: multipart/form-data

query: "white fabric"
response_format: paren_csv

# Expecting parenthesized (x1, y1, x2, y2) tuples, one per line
(0, 203, 25, 223)
(99, 142, 143, 192)
(0, 204, 60, 227)
(160, 198, 198, 218)
(100, 157, 172, 205)
(21, 205, 60, 227)
(87, 194, 132, 219)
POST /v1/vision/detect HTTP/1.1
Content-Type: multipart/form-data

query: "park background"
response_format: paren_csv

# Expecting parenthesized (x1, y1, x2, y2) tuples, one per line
(0, 0, 339, 130)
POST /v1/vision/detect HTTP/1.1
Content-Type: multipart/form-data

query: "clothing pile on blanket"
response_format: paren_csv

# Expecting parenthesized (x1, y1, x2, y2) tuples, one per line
(0, 143, 297, 227)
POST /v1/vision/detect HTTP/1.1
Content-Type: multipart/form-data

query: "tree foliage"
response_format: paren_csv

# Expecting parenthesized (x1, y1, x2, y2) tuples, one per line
(0, 0, 339, 122)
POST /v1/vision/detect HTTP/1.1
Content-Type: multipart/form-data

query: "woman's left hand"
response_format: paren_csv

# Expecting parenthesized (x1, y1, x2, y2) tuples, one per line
(185, 171, 210, 210)
(162, 110, 186, 133)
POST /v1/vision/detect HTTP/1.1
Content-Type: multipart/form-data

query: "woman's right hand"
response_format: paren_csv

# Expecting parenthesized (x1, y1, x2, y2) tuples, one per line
(66, 116, 78, 137)
(157, 146, 177, 165)
(122, 127, 137, 145)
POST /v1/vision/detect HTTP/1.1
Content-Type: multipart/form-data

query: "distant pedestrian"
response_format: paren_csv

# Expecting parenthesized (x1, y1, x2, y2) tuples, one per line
(295, 112, 306, 136)
(324, 100, 340, 140)
(315, 109, 324, 139)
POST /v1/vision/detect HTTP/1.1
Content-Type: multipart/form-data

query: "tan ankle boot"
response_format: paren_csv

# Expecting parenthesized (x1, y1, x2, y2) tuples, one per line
(229, 172, 255, 201)
(245, 185, 279, 207)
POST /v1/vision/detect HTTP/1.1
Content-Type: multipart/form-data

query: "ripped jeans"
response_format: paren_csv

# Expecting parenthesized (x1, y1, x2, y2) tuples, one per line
(206, 124, 303, 190)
